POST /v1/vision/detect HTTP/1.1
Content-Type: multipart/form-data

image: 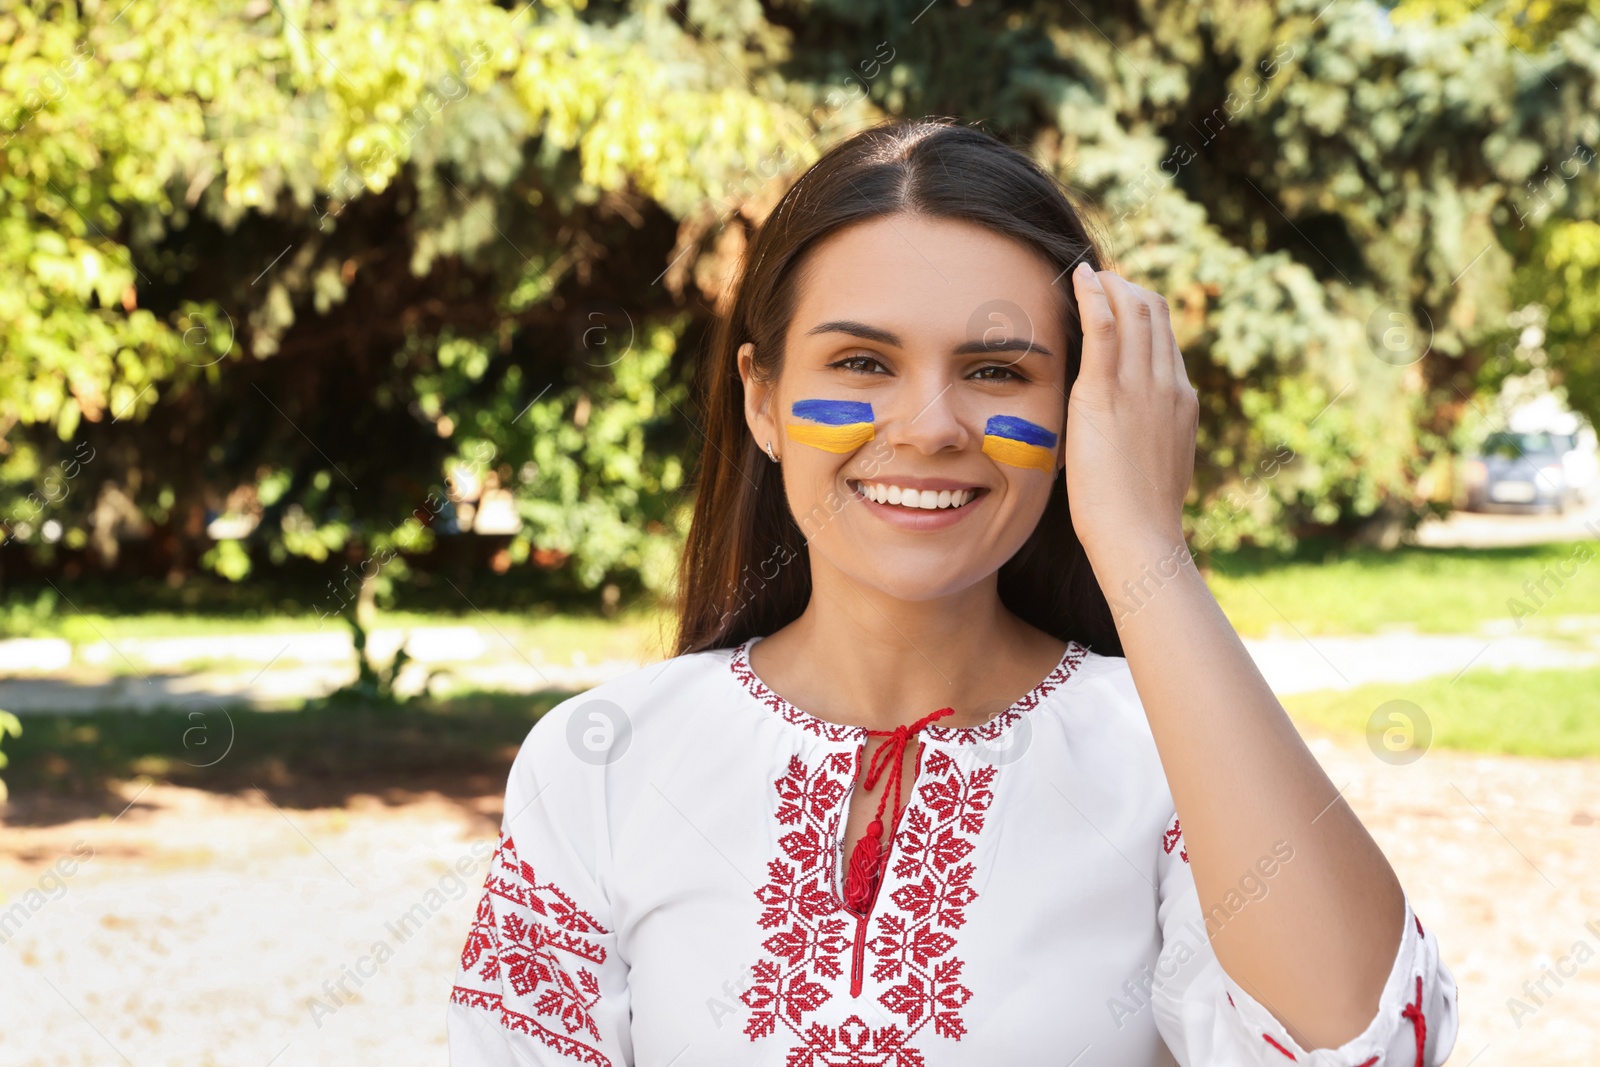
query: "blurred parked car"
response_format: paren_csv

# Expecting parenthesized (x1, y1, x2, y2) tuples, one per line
(1462, 428, 1600, 514)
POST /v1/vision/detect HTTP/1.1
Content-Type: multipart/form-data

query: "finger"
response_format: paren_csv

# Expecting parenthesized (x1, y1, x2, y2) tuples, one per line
(1147, 291, 1197, 393)
(1158, 289, 1196, 395)
(1069, 262, 1118, 390)
(1143, 288, 1178, 388)
(1096, 270, 1153, 387)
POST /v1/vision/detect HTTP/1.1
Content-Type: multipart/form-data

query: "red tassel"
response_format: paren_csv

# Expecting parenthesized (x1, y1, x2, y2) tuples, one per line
(839, 708, 955, 916)
(841, 817, 885, 914)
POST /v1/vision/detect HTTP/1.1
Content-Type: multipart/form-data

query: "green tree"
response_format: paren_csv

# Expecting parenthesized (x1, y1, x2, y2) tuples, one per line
(2, 0, 1597, 608)
(1390, 0, 1600, 431)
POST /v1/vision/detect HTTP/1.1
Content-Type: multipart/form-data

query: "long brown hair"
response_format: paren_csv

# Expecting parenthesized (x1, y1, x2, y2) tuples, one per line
(673, 117, 1121, 659)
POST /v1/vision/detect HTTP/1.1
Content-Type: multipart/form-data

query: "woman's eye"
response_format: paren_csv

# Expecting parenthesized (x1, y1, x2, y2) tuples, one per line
(972, 363, 1026, 382)
(830, 354, 886, 374)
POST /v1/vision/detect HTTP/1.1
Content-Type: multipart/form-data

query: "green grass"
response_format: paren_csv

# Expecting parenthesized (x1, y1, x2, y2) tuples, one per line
(0, 571, 680, 656)
(5, 604, 675, 662)
(3, 541, 1597, 659)
(1203, 539, 1600, 637)
(1282, 664, 1600, 760)
(2, 689, 579, 812)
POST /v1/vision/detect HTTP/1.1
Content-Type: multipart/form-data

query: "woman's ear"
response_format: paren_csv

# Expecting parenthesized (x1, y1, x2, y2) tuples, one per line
(738, 342, 779, 458)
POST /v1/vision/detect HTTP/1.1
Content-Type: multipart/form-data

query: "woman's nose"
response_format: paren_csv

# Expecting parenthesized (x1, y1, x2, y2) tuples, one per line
(879, 380, 972, 455)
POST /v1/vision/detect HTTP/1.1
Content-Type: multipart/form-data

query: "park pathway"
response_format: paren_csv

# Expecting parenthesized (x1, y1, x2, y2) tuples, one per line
(1, 621, 1598, 713)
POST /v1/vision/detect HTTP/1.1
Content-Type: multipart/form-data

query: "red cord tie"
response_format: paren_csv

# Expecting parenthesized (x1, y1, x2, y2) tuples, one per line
(1401, 974, 1427, 1067)
(841, 706, 955, 915)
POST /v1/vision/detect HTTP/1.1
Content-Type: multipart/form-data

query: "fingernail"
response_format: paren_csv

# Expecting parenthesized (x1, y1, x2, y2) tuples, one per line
(1074, 261, 1091, 280)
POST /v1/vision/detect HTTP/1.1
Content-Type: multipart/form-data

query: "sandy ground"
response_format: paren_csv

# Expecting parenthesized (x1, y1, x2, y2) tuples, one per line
(0, 786, 502, 1067)
(2, 722, 1598, 1066)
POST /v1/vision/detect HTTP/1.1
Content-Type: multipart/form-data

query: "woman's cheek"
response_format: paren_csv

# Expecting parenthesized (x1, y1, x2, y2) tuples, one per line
(980, 414, 1058, 473)
(784, 398, 876, 454)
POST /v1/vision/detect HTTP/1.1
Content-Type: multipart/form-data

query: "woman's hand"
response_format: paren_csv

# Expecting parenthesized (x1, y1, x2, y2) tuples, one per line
(1063, 263, 1198, 563)
(1062, 265, 1416, 1053)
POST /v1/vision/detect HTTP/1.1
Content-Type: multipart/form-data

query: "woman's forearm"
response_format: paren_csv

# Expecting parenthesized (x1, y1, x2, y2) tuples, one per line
(1086, 527, 1406, 1051)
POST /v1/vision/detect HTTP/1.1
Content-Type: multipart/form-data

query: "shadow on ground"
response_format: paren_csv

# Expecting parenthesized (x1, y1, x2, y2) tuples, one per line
(0, 689, 580, 828)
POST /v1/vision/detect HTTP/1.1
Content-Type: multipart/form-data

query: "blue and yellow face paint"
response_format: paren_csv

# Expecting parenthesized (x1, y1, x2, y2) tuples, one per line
(785, 399, 875, 454)
(981, 415, 1058, 473)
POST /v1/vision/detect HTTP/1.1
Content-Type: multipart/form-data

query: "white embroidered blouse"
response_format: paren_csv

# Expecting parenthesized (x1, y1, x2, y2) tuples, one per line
(447, 635, 1460, 1066)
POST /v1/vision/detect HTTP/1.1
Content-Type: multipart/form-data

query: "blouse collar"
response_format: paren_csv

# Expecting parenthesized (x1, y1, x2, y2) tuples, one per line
(728, 634, 1091, 745)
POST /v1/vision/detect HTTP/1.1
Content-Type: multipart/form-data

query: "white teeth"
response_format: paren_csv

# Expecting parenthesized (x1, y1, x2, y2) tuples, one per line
(855, 482, 978, 510)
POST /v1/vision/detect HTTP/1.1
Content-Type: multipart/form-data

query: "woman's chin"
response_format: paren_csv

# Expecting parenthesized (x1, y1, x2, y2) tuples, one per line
(823, 558, 997, 605)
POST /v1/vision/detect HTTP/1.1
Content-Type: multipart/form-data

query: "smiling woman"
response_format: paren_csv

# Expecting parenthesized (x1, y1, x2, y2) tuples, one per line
(446, 118, 1460, 1066)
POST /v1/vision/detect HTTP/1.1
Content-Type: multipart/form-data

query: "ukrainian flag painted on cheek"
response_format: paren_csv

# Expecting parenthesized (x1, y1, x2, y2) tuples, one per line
(785, 399, 876, 454)
(982, 415, 1058, 473)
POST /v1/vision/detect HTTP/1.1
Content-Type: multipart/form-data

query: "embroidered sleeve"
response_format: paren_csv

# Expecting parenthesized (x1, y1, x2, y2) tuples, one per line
(1149, 812, 1461, 1066)
(447, 706, 632, 1066)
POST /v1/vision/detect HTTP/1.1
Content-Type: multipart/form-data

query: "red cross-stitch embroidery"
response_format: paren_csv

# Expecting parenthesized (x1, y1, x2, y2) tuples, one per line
(866, 749, 993, 1038)
(451, 832, 613, 1066)
(740, 752, 857, 1042)
(729, 638, 1087, 745)
(1163, 814, 1189, 864)
(740, 748, 996, 1062)
(923, 641, 1088, 745)
(730, 643, 862, 742)
(787, 1015, 930, 1067)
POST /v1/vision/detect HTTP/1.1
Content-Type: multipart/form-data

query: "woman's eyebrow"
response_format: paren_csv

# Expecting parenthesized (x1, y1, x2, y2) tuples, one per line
(953, 336, 1054, 358)
(805, 319, 1055, 358)
(805, 320, 902, 346)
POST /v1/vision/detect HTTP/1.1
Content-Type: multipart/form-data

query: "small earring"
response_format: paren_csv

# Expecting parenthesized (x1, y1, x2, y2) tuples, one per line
(764, 440, 779, 463)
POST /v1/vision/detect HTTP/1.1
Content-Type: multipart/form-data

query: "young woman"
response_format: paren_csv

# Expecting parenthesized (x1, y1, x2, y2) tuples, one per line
(447, 118, 1459, 1066)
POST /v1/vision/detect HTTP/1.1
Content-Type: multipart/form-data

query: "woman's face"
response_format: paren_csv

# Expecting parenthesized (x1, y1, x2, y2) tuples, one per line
(742, 212, 1071, 603)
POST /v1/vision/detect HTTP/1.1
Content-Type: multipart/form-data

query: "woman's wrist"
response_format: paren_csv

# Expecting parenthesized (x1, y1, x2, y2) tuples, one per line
(1081, 522, 1190, 574)
(1081, 525, 1197, 617)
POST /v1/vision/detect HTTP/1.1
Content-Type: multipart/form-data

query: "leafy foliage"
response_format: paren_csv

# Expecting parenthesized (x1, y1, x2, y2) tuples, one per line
(1, 0, 1597, 602)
